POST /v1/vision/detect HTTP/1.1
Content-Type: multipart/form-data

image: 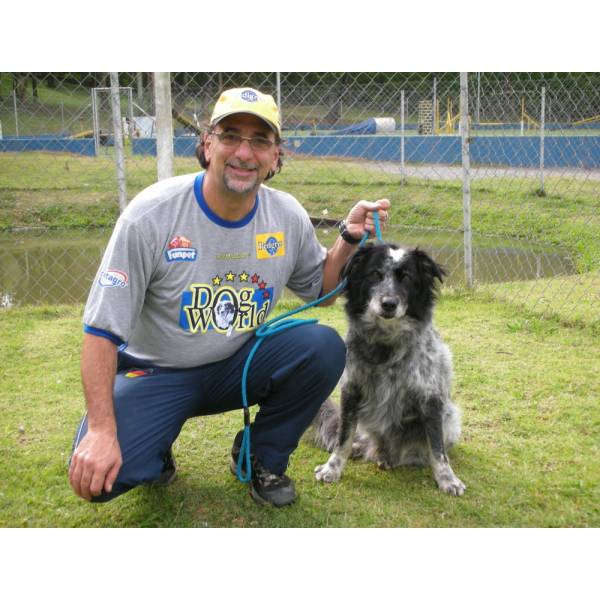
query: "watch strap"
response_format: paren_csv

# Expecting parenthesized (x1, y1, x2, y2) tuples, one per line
(338, 220, 361, 245)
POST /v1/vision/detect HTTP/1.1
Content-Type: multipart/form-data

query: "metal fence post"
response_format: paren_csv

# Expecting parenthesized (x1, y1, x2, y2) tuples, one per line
(91, 89, 99, 156)
(154, 72, 174, 181)
(13, 90, 19, 137)
(432, 76, 437, 134)
(276, 72, 282, 125)
(460, 72, 473, 288)
(400, 90, 405, 185)
(540, 86, 546, 195)
(137, 72, 144, 103)
(110, 73, 128, 213)
(476, 72, 481, 124)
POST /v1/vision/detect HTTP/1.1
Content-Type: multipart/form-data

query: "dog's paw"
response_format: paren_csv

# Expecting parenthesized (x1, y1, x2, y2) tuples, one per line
(314, 462, 342, 483)
(437, 475, 466, 496)
(376, 459, 393, 471)
(350, 441, 366, 460)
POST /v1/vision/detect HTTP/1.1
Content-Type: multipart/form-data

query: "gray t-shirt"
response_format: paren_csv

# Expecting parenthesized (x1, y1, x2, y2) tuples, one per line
(83, 172, 327, 368)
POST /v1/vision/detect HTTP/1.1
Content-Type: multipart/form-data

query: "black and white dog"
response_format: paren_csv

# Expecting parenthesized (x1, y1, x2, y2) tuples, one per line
(313, 243, 466, 496)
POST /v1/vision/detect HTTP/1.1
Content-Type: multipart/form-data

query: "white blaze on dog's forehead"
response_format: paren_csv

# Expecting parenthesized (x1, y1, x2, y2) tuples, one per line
(388, 247, 407, 263)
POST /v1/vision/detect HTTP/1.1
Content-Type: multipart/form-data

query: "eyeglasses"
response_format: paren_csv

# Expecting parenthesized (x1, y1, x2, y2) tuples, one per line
(211, 131, 275, 152)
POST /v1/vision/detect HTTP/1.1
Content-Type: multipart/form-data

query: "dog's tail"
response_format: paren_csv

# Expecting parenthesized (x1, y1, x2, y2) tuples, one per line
(307, 398, 340, 452)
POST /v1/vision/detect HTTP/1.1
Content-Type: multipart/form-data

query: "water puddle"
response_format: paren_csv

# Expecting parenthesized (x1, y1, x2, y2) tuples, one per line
(0, 228, 576, 307)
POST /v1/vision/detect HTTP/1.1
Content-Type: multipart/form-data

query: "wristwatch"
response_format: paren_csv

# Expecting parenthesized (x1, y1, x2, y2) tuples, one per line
(338, 220, 361, 245)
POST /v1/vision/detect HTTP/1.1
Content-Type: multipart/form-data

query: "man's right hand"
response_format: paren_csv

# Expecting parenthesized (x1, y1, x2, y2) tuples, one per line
(68, 429, 122, 501)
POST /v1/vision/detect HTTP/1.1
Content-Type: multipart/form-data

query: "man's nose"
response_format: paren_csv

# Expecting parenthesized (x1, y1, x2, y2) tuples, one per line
(234, 138, 255, 160)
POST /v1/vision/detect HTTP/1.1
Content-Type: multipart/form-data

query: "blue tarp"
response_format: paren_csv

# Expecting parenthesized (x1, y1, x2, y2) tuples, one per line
(331, 118, 378, 135)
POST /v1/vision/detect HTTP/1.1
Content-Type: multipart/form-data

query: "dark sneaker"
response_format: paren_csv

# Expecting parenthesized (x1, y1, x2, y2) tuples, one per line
(152, 448, 177, 487)
(230, 430, 296, 507)
(249, 462, 296, 507)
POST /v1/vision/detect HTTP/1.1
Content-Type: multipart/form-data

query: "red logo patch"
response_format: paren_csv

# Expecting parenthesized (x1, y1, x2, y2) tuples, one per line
(125, 369, 152, 378)
(168, 236, 192, 249)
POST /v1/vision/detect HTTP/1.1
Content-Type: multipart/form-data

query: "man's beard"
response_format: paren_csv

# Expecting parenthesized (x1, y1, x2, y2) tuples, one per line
(223, 161, 260, 195)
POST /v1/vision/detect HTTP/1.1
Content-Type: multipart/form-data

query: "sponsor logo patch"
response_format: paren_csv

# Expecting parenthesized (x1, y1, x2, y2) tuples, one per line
(99, 269, 128, 288)
(125, 368, 154, 378)
(179, 271, 274, 335)
(241, 90, 258, 102)
(166, 235, 197, 262)
(256, 232, 285, 259)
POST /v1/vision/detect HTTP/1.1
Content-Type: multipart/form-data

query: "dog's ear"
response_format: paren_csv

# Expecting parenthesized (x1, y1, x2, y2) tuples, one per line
(340, 243, 373, 289)
(413, 248, 446, 284)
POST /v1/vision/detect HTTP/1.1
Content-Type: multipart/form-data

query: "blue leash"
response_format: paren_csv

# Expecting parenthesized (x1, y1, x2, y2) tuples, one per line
(236, 211, 384, 482)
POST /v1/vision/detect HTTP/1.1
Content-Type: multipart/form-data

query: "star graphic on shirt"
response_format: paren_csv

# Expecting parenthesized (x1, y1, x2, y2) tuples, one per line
(239, 271, 249, 282)
(212, 275, 222, 286)
(225, 271, 236, 282)
(251, 273, 260, 284)
(258, 281, 266, 290)
(263, 290, 271, 300)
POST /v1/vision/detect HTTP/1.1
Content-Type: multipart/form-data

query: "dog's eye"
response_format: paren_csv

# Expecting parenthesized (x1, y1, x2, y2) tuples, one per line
(395, 270, 412, 282)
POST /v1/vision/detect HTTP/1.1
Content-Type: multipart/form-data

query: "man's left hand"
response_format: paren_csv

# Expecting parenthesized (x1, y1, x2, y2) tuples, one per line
(345, 199, 390, 240)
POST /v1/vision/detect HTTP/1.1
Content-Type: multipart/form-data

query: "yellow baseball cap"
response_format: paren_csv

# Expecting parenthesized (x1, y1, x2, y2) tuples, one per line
(209, 87, 281, 137)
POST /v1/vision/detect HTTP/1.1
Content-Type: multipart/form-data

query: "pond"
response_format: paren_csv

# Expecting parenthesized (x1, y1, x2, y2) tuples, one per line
(0, 227, 577, 307)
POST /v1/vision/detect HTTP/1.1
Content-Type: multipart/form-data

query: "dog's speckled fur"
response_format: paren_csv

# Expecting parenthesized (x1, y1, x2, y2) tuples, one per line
(313, 243, 466, 495)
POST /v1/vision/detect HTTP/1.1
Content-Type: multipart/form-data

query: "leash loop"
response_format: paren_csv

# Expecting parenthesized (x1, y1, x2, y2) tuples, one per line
(235, 210, 384, 482)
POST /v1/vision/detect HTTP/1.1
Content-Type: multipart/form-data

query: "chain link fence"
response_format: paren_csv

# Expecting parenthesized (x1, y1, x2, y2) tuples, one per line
(1, 72, 598, 323)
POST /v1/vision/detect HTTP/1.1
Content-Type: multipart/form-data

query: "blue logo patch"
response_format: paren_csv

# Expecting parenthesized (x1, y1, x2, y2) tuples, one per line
(241, 90, 258, 102)
(165, 248, 197, 262)
(264, 236, 281, 255)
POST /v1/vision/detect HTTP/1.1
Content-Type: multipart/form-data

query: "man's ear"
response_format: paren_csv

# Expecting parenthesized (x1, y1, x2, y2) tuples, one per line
(270, 144, 280, 173)
(203, 131, 214, 162)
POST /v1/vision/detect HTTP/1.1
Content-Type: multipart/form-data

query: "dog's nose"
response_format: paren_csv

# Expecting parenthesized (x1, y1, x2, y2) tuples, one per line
(381, 297, 398, 313)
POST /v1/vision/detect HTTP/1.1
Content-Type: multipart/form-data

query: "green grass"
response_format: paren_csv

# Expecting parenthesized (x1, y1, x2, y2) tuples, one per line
(477, 271, 600, 330)
(0, 75, 96, 136)
(1, 152, 599, 272)
(1, 152, 598, 322)
(1, 150, 598, 319)
(0, 295, 598, 527)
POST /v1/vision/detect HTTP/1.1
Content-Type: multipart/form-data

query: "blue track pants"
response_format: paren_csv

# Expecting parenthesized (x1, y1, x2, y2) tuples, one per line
(71, 323, 345, 502)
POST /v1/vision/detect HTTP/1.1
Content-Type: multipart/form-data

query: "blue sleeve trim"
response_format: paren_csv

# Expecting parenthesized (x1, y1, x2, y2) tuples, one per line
(83, 325, 126, 349)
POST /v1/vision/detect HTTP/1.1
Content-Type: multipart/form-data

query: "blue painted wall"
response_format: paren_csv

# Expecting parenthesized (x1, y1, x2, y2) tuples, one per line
(286, 135, 600, 168)
(132, 135, 600, 169)
(3, 133, 598, 167)
(0, 137, 96, 156)
(132, 137, 196, 157)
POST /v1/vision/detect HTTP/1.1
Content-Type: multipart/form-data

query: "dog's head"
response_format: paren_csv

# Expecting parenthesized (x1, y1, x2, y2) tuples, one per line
(216, 300, 235, 318)
(214, 299, 236, 329)
(341, 243, 445, 324)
